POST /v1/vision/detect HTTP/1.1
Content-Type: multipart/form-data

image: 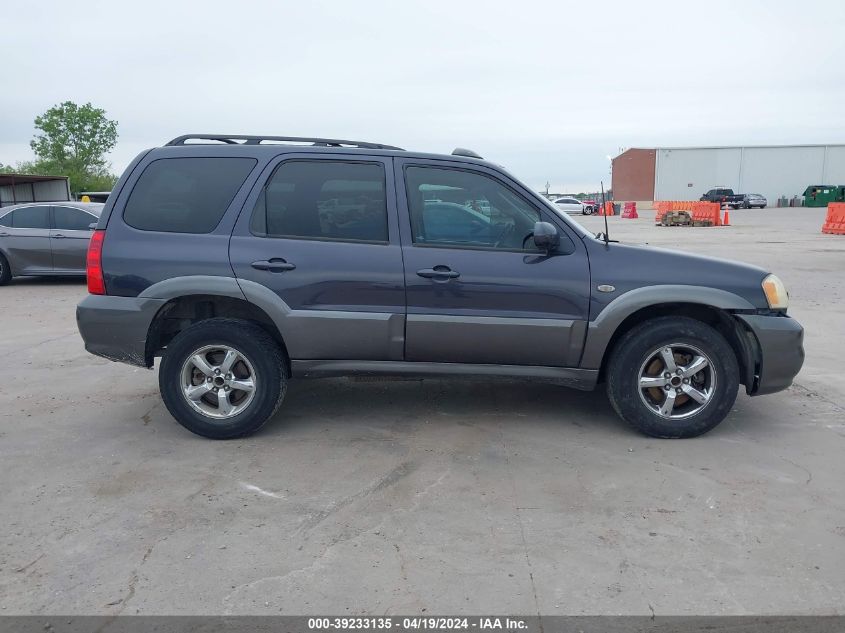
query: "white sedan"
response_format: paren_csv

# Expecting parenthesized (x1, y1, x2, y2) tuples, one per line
(553, 197, 594, 215)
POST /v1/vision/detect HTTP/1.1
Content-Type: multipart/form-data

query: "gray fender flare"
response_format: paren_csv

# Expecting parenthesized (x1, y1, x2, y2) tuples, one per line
(138, 276, 255, 365)
(579, 284, 756, 369)
(138, 275, 293, 339)
(139, 275, 247, 301)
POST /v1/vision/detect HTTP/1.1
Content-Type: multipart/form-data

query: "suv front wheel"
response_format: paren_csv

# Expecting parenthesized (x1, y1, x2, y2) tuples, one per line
(159, 318, 287, 439)
(606, 316, 739, 438)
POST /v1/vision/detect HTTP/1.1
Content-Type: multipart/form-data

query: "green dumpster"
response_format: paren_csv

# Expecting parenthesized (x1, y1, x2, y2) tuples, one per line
(803, 185, 842, 207)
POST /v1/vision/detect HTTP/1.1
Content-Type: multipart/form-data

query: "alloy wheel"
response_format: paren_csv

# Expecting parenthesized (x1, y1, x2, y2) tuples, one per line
(179, 345, 257, 419)
(637, 343, 716, 420)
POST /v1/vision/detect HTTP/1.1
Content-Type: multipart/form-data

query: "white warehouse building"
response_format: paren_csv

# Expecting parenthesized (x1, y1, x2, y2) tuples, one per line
(612, 144, 845, 205)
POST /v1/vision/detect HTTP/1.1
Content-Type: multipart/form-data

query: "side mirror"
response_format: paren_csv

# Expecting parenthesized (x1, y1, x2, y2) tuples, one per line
(532, 221, 559, 253)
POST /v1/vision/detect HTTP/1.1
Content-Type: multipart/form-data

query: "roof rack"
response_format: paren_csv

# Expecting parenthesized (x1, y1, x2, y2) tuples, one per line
(165, 134, 404, 150)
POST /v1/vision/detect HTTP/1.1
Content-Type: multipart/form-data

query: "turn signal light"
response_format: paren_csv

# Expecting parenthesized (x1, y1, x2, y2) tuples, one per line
(87, 230, 106, 295)
(762, 274, 788, 310)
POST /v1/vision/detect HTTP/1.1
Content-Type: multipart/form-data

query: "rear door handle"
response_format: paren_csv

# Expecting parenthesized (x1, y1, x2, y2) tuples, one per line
(417, 266, 460, 279)
(0, 232, 9, 237)
(251, 258, 296, 272)
(52, 233, 67, 239)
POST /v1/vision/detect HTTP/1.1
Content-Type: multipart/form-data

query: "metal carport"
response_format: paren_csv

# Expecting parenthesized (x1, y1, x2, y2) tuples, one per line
(0, 173, 71, 207)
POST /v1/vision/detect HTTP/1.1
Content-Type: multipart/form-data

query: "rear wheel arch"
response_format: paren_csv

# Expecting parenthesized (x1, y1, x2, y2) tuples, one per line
(145, 294, 290, 373)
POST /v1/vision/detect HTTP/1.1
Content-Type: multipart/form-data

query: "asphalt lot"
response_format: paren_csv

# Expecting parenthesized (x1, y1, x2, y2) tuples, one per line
(1, 206, 843, 615)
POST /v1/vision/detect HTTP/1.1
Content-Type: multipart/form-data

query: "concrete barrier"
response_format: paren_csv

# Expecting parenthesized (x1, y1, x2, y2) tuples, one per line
(822, 202, 845, 235)
(654, 201, 722, 226)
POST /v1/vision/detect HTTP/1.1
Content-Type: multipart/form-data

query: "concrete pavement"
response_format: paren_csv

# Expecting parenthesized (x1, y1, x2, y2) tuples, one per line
(1, 207, 843, 615)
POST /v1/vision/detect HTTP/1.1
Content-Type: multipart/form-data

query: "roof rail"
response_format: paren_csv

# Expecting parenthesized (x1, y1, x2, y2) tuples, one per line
(165, 134, 404, 150)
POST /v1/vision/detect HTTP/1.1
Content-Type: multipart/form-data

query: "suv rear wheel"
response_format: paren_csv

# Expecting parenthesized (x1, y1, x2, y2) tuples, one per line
(159, 318, 287, 439)
(606, 316, 739, 438)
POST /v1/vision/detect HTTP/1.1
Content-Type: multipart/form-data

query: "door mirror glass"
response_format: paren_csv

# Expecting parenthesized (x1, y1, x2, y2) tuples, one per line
(532, 221, 559, 252)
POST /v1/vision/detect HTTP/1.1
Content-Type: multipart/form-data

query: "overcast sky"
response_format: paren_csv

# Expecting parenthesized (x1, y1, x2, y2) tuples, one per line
(2, 0, 843, 193)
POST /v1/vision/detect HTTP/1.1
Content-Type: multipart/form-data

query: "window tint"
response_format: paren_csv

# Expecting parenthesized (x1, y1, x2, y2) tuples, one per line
(124, 157, 256, 233)
(5, 206, 50, 229)
(54, 206, 96, 231)
(405, 166, 540, 250)
(254, 160, 388, 242)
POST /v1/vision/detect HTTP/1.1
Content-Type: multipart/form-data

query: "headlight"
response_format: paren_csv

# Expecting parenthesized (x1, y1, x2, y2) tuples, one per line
(762, 274, 789, 310)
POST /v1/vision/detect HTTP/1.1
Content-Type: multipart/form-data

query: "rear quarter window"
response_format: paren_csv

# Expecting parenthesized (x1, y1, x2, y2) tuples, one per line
(123, 157, 256, 233)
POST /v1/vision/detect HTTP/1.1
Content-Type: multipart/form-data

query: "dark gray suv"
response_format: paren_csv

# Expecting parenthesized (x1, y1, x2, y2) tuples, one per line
(76, 134, 804, 439)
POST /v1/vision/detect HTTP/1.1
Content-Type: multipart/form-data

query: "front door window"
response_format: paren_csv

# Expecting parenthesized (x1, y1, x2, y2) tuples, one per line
(405, 166, 540, 251)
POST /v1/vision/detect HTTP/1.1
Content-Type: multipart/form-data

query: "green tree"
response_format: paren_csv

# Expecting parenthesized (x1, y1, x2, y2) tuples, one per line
(0, 160, 39, 175)
(29, 101, 118, 194)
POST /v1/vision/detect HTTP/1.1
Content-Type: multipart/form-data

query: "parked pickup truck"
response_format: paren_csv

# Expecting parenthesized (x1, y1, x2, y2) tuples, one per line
(700, 188, 744, 208)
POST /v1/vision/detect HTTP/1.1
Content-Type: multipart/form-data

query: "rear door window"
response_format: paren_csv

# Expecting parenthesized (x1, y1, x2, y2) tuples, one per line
(124, 157, 256, 233)
(54, 206, 96, 230)
(251, 160, 388, 243)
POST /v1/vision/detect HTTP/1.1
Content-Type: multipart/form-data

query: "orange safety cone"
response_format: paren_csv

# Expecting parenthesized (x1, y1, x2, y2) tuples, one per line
(723, 209, 730, 226)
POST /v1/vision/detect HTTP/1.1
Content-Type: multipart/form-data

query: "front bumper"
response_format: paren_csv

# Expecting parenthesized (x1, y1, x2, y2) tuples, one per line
(736, 314, 804, 395)
(76, 294, 166, 367)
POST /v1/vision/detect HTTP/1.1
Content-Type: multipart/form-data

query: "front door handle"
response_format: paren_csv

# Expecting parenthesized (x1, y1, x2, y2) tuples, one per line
(417, 266, 460, 279)
(251, 258, 296, 272)
(52, 233, 67, 239)
(0, 232, 9, 237)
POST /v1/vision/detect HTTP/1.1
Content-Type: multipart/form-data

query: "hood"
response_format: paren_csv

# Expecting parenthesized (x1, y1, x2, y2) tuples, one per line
(584, 238, 770, 312)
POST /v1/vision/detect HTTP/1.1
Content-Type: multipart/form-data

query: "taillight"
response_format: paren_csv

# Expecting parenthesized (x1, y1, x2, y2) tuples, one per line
(87, 230, 106, 295)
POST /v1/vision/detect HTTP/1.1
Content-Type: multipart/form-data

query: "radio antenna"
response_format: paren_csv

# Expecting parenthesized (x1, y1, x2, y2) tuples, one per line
(600, 181, 610, 245)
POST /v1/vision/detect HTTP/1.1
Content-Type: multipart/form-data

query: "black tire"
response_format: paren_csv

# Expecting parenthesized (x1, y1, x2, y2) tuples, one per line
(0, 252, 11, 285)
(606, 316, 739, 438)
(159, 318, 287, 439)
(743, 202, 750, 209)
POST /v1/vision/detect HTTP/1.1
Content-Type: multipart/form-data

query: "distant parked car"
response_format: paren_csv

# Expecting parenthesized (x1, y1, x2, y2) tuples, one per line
(0, 202, 104, 285)
(554, 197, 594, 215)
(583, 199, 600, 213)
(738, 193, 767, 209)
(701, 188, 743, 208)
